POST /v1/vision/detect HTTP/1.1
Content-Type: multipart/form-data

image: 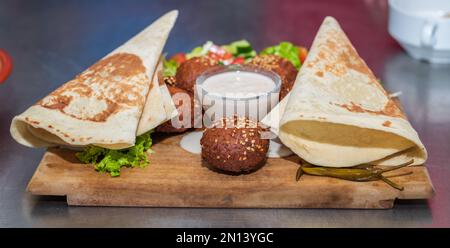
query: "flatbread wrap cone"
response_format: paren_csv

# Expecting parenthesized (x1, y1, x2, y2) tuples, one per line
(11, 10, 178, 150)
(262, 17, 427, 167)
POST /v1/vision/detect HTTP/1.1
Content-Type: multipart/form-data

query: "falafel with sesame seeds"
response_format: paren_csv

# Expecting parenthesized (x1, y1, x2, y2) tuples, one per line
(249, 54, 298, 100)
(175, 56, 219, 93)
(200, 116, 269, 173)
(163, 75, 176, 86)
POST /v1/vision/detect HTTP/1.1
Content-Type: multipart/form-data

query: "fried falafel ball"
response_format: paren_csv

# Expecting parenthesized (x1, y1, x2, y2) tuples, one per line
(200, 116, 270, 173)
(175, 56, 219, 93)
(156, 85, 195, 133)
(249, 54, 298, 100)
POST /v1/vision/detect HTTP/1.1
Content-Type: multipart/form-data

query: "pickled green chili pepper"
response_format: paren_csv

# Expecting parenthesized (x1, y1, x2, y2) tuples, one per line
(295, 159, 414, 191)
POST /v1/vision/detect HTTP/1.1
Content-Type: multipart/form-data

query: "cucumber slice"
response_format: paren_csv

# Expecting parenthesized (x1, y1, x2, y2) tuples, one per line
(243, 50, 257, 59)
(234, 40, 252, 54)
(237, 45, 253, 54)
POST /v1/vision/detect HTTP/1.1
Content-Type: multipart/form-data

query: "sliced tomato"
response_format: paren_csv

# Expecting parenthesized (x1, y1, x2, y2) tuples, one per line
(231, 57, 245, 64)
(207, 51, 231, 62)
(170, 53, 186, 64)
(298, 46, 308, 64)
(0, 49, 13, 83)
(221, 52, 233, 60)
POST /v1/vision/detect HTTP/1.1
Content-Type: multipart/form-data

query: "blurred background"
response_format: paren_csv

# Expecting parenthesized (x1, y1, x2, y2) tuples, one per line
(0, 0, 449, 227)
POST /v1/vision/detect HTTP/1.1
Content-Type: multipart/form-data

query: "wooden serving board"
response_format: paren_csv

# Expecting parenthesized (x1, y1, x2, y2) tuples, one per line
(27, 133, 434, 209)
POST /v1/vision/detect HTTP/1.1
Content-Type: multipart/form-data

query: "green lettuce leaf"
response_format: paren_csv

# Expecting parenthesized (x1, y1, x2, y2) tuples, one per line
(186, 41, 214, 59)
(76, 131, 153, 177)
(260, 41, 301, 69)
(163, 58, 178, 77)
(186, 46, 204, 59)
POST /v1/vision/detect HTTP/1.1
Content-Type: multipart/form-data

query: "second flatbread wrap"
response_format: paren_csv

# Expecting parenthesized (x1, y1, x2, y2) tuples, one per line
(263, 17, 427, 167)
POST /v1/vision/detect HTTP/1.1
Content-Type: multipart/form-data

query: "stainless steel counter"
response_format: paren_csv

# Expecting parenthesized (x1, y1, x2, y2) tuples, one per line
(1, 0, 449, 227)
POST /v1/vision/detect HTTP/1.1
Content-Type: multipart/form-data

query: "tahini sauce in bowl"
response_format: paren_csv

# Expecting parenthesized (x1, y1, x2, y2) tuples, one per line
(201, 71, 277, 98)
(196, 65, 281, 124)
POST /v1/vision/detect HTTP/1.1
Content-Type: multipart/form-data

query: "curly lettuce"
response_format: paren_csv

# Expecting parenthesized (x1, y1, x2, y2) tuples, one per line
(162, 57, 178, 77)
(260, 42, 301, 69)
(76, 131, 153, 177)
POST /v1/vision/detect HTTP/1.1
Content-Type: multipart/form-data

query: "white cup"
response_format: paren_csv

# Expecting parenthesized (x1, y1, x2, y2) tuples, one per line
(388, 0, 450, 63)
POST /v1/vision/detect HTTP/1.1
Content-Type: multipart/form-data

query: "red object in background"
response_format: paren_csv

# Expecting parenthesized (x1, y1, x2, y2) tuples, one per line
(0, 49, 13, 83)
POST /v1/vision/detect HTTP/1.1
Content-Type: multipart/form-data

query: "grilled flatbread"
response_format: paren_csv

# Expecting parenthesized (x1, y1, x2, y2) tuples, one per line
(11, 11, 178, 149)
(262, 17, 427, 167)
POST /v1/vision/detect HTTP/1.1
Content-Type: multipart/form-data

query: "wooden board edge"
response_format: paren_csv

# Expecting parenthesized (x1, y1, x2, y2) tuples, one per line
(397, 167, 435, 200)
(65, 191, 396, 209)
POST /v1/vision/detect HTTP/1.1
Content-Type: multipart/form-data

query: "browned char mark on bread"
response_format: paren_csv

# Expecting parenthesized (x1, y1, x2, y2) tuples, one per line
(37, 53, 148, 122)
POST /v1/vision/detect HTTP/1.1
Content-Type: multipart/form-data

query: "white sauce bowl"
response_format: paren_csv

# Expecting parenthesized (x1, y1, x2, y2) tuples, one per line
(195, 65, 281, 127)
